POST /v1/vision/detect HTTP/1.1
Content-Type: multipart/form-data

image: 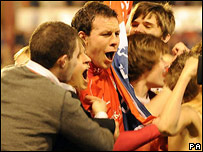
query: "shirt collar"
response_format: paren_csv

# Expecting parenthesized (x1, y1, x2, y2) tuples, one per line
(26, 60, 61, 86)
(60, 83, 77, 94)
(89, 62, 103, 76)
(26, 60, 77, 93)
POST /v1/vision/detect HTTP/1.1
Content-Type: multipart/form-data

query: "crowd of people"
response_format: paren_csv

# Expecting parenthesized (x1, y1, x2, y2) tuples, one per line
(1, 1, 202, 151)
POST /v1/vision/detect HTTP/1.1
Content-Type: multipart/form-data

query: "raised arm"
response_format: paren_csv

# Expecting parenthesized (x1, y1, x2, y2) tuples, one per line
(153, 57, 198, 136)
(145, 86, 172, 117)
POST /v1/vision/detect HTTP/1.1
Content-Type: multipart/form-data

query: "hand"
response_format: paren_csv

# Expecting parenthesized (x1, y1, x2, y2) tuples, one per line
(85, 95, 107, 115)
(114, 121, 120, 141)
(172, 42, 190, 56)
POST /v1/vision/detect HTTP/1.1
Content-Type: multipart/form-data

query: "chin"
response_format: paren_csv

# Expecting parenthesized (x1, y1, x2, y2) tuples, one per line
(95, 62, 111, 70)
(102, 63, 111, 70)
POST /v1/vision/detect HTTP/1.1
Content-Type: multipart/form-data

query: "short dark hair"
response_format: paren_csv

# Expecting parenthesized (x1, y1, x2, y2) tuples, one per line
(71, 1, 118, 36)
(29, 21, 78, 69)
(128, 33, 170, 82)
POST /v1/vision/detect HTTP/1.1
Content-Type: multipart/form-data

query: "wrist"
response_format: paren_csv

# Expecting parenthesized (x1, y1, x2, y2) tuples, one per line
(179, 69, 192, 83)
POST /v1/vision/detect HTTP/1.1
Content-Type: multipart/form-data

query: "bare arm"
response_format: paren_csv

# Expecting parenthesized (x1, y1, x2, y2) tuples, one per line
(145, 86, 172, 117)
(153, 57, 198, 136)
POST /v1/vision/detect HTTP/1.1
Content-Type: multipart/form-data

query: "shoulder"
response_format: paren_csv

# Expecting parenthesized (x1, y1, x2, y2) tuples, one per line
(181, 105, 202, 136)
(181, 105, 201, 122)
(1, 65, 34, 79)
(181, 105, 199, 115)
(62, 90, 81, 111)
(1, 64, 16, 74)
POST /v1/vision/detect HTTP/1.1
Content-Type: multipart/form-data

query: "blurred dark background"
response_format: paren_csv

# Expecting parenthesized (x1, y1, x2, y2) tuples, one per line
(1, 1, 202, 68)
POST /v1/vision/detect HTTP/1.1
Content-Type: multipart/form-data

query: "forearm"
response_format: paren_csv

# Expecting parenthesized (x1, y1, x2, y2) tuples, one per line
(113, 124, 160, 151)
(157, 71, 192, 135)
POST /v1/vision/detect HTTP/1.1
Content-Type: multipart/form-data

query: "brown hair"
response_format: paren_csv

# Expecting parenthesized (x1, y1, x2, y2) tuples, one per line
(165, 42, 202, 102)
(191, 41, 202, 55)
(71, 1, 118, 36)
(128, 33, 170, 82)
(129, 1, 175, 39)
(29, 21, 78, 69)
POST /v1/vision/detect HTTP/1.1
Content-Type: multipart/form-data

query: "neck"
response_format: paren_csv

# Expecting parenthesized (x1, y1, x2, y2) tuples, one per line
(49, 66, 60, 80)
(131, 78, 149, 98)
(89, 61, 104, 76)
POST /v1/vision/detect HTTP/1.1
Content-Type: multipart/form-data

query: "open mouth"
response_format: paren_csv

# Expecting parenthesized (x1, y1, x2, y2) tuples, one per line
(82, 69, 88, 80)
(105, 52, 115, 61)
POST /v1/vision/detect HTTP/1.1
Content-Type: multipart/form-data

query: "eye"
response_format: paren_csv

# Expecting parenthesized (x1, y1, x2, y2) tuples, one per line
(102, 33, 111, 36)
(145, 25, 151, 29)
(144, 23, 153, 29)
(131, 21, 139, 27)
(115, 32, 120, 37)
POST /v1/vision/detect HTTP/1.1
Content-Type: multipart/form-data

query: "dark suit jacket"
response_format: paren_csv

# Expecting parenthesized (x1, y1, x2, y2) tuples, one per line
(1, 65, 114, 151)
(53, 92, 115, 151)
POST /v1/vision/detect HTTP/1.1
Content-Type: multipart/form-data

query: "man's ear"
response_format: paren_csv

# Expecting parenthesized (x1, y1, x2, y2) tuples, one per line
(162, 34, 171, 43)
(56, 54, 68, 68)
(78, 31, 88, 45)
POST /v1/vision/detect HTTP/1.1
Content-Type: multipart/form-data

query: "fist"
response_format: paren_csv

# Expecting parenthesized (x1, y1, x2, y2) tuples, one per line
(172, 42, 190, 56)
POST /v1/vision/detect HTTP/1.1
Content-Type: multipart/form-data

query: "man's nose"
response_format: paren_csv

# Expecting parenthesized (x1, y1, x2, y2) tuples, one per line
(110, 34, 120, 48)
(135, 24, 145, 33)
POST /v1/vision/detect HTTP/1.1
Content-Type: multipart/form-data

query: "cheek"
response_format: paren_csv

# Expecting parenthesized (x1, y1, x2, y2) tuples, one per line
(154, 29, 162, 38)
(88, 48, 102, 62)
(73, 76, 80, 88)
(73, 67, 81, 80)
(157, 66, 164, 77)
(69, 72, 79, 87)
(145, 27, 161, 37)
(67, 62, 77, 80)
(147, 29, 158, 36)
(152, 64, 164, 77)
(69, 59, 78, 74)
(129, 27, 135, 34)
